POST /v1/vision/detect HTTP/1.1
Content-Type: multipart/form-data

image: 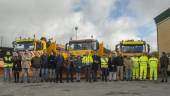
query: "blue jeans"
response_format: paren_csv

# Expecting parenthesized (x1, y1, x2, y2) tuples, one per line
(41, 68, 48, 81)
(21, 68, 30, 82)
(125, 69, 132, 81)
(4, 68, 12, 81)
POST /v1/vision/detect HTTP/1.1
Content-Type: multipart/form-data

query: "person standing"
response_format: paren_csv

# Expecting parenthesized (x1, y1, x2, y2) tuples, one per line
(92, 52, 100, 82)
(12, 52, 21, 83)
(41, 51, 49, 82)
(131, 55, 140, 80)
(100, 54, 109, 82)
(115, 53, 124, 81)
(3, 51, 13, 82)
(75, 55, 82, 82)
(108, 53, 117, 81)
(124, 56, 132, 81)
(82, 52, 93, 82)
(48, 52, 56, 82)
(21, 50, 31, 83)
(66, 54, 75, 83)
(31, 53, 41, 83)
(160, 52, 169, 82)
(149, 54, 158, 81)
(55, 51, 64, 83)
(139, 53, 148, 80)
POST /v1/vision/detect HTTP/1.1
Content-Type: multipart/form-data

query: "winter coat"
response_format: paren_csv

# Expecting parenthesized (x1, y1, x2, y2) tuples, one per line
(160, 55, 169, 68)
(124, 58, 132, 70)
(21, 54, 31, 69)
(67, 56, 75, 70)
(56, 54, 64, 68)
(12, 56, 21, 71)
(41, 54, 48, 68)
(92, 55, 100, 70)
(114, 56, 124, 66)
(75, 57, 82, 72)
(48, 55, 56, 69)
(108, 56, 117, 72)
(32, 56, 42, 69)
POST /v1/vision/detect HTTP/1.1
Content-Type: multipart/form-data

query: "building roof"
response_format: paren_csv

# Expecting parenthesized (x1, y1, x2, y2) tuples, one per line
(154, 8, 170, 24)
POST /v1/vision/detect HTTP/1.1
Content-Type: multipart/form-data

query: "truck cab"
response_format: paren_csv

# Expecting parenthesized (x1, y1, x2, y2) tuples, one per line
(115, 40, 150, 56)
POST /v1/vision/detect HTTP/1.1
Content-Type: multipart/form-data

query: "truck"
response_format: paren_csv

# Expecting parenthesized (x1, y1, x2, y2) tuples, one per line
(115, 40, 150, 57)
(12, 37, 62, 57)
(65, 39, 106, 57)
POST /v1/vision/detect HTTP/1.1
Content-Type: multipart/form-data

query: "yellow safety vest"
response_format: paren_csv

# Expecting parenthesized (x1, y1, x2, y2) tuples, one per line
(4, 56, 13, 68)
(100, 57, 108, 68)
(82, 55, 93, 64)
(149, 57, 158, 68)
(139, 56, 148, 66)
(131, 57, 139, 68)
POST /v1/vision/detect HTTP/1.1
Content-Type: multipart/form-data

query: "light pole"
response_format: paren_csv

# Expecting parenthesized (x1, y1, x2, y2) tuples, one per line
(75, 26, 78, 40)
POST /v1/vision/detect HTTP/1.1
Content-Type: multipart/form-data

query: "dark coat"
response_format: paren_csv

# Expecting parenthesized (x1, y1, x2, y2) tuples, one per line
(75, 57, 82, 72)
(108, 56, 117, 72)
(67, 56, 74, 70)
(160, 55, 169, 68)
(41, 54, 48, 68)
(114, 56, 124, 66)
(56, 54, 64, 68)
(12, 56, 21, 71)
(92, 55, 100, 70)
(31, 56, 42, 68)
(48, 55, 56, 69)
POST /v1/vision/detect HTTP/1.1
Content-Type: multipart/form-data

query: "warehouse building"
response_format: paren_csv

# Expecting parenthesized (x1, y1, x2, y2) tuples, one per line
(154, 8, 170, 56)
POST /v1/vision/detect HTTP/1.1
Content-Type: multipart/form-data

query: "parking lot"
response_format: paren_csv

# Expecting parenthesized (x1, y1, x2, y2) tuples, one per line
(0, 78, 169, 96)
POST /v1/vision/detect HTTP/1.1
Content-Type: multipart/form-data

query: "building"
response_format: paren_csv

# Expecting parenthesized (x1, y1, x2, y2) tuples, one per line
(154, 8, 170, 56)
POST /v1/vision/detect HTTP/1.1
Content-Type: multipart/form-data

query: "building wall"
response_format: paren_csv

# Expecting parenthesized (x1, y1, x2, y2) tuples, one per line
(157, 18, 170, 55)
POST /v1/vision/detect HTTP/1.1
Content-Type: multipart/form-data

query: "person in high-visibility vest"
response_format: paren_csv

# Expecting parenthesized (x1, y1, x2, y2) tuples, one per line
(3, 51, 13, 81)
(131, 55, 140, 80)
(149, 54, 158, 80)
(100, 54, 109, 82)
(82, 52, 93, 82)
(139, 53, 148, 80)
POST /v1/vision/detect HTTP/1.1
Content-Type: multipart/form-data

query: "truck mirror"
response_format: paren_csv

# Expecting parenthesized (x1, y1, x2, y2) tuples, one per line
(147, 44, 150, 53)
(96, 42, 99, 50)
(65, 43, 69, 50)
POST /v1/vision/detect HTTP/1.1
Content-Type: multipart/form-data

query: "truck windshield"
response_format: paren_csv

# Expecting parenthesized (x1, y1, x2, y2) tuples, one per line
(14, 42, 34, 51)
(122, 45, 144, 53)
(69, 41, 97, 50)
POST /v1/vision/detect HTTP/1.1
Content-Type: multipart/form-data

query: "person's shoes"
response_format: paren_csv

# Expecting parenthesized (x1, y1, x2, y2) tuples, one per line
(161, 80, 164, 82)
(20, 81, 23, 83)
(165, 80, 168, 82)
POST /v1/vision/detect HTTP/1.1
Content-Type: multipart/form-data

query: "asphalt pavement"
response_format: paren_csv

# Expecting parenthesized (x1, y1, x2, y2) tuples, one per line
(0, 78, 169, 96)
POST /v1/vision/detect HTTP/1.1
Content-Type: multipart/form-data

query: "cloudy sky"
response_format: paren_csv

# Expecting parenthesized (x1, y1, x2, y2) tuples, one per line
(0, 0, 170, 51)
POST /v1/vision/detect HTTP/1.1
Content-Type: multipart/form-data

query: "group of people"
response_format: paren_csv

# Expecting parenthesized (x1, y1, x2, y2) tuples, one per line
(3, 50, 169, 83)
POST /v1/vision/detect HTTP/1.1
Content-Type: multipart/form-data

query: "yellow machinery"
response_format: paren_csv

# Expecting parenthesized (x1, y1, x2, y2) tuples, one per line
(115, 40, 150, 57)
(12, 37, 63, 57)
(65, 39, 105, 57)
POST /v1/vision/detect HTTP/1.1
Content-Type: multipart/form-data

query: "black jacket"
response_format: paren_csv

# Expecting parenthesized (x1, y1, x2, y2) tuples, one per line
(48, 55, 56, 69)
(92, 55, 100, 70)
(114, 56, 124, 66)
(56, 55, 64, 68)
(13, 56, 21, 71)
(31, 56, 42, 68)
(41, 54, 48, 68)
(108, 56, 117, 72)
(160, 55, 169, 68)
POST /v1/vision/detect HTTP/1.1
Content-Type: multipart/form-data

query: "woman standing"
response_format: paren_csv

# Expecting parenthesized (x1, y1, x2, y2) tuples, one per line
(12, 52, 21, 83)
